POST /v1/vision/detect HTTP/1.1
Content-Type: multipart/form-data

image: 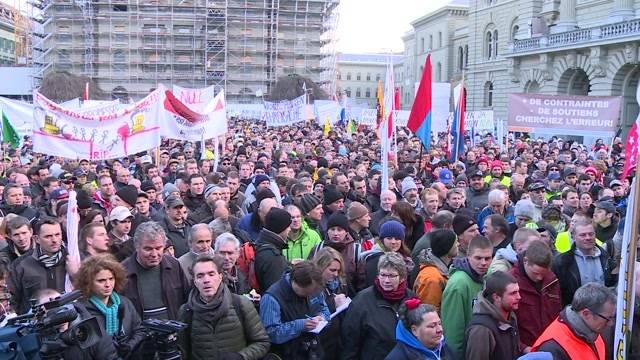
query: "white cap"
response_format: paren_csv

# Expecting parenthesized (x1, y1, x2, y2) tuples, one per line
(109, 206, 133, 222)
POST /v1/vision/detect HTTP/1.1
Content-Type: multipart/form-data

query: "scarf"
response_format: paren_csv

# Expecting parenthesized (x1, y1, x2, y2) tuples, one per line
(326, 278, 341, 292)
(187, 282, 230, 326)
(374, 276, 407, 302)
(89, 292, 121, 335)
(36, 244, 64, 268)
(395, 321, 443, 359)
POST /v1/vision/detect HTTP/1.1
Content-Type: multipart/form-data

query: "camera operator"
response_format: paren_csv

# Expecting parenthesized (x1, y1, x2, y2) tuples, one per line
(178, 254, 270, 359)
(74, 254, 146, 359)
(9, 218, 80, 314)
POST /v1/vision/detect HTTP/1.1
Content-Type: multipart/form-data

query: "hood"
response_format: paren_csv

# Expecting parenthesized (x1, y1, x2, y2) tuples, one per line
(473, 292, 514, 325)
(494, 244, 517, 264)
(395, 321, 443, 359)
(451, 257, 483, 283)
(419, 251, 449, 276)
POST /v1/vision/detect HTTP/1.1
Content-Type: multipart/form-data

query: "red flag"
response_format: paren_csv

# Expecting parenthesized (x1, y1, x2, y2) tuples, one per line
(623, 120, 639, 179)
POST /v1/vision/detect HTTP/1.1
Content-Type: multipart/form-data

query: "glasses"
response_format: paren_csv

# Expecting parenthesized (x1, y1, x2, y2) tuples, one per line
(592, 310, 615, 323)
(378, 273, 400, 280)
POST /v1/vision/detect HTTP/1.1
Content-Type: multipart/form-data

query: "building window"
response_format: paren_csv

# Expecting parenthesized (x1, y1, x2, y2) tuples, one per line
(421, 38, 425, 53)
(376, 73, 381, 81)
(366, 73, 371, 81)
(485, 31, 493, 60)
(337, 72, 341, 80)
(365, 88, 371, 97)
(458, 47, 464, 70)
(356, 73, 361, 81)
(438, 31, 442, 48)
(356, 88, 361, 97)
(512, 25, 519, 40)
(429, 35, 433, 49)
(493, 30, 498, 58)
(346, 72, 351, 80)
(345, 88, 351, 97)
(484, 81, 494, 107)
(464, 45, 469, 66)
(113, 50, 127, 71)
(436, 62, 442, 82)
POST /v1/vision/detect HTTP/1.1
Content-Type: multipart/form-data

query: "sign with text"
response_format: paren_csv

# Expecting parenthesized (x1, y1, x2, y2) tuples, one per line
(262, 95, 305, 127)
(508, 93, 621, 134)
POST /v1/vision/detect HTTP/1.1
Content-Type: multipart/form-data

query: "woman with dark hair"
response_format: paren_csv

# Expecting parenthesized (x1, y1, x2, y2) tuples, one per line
(341, 252, 415, 360)
(391, 201, 425, 250)
(313, 247, 348, 360)
(579, 191, 593, 214)
(385, 299, 452, 359)
(74, 254, 146, 359)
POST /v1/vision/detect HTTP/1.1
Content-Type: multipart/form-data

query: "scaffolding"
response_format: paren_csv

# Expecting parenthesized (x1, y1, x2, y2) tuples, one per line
(28, 0, 339, 102)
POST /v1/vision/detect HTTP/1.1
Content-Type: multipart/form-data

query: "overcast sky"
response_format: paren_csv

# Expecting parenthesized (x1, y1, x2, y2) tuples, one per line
(337, 0, 451, 53)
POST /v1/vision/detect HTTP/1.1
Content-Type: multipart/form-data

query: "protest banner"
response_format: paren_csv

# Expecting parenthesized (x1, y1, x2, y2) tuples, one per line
(32, 88, 164, 160)
(0, 97, 34, 141)
(314, 100, 342, 126)
(393, 110, 410, 127)
(173, 84, 216, 112)
(262, 95, 305, 127)
(227, 103, 264, 120)
(162, 88, 227, 141)
(465, 110, 494, 130)
(507, 93, 621, 136)
(359, 108, 378, 126)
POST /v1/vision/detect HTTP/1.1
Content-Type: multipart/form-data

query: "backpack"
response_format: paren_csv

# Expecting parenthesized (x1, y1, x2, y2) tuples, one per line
(237, 242, 260, 292)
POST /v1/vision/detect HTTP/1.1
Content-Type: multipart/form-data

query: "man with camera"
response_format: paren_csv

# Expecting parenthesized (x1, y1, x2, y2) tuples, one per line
(9, 218, 80, 314)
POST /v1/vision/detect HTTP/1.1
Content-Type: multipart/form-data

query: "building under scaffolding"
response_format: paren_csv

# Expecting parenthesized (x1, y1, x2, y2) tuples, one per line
(29, 0, 339, 103)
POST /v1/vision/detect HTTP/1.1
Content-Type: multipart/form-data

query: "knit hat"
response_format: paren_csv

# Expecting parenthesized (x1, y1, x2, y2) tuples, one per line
(204, 184, 219, 200)
(455, 173, 468, 185)
(140, 180, 155, 192)
(264, 208, 292, 234)
(116, 185, 138, 207)
(490, 160, 503, 170)
(327, 212, 349, 232)
(439, 169, 454, 185)
(347, 202, 368, 221)
(585, 167, 597, 176)
(77, 190, 92, 210)
(163, 183, 179, 199)
(253, 174, 270, 187)
(477, 156, 489, 165)
(324, 188, 343, 206)
(514, 199, 536, 219)
(299, 193, 321, 215)
(255, 189, 276, 205)
(430, 229, 458, 257)
(401, 177, 418, 195)
(452, 214, 476, 235)
(380, 220, 405, 241)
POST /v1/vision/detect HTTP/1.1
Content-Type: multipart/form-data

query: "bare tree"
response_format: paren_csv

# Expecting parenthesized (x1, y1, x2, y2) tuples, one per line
(39, 71, 108, 102)
(267, 74, 329, 101)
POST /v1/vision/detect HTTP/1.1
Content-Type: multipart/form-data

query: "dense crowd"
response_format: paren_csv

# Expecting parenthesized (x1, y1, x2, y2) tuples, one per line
(0, 118, 632, 360)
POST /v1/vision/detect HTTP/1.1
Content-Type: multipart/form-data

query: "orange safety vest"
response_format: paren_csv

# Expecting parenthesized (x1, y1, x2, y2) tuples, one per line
(532, 317, 605, 360)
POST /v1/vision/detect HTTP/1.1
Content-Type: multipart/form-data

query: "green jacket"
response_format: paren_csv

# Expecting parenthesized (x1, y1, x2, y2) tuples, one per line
(283, 220, 322, 261)
(178, 290, 271, 360)
(440, 262, 484, 358)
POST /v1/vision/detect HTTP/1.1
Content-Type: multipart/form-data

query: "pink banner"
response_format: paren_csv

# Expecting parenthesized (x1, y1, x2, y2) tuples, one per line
(507, 93, 621, 133)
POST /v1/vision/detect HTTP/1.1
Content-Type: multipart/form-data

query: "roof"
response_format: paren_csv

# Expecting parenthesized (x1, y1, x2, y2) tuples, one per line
(448, 0, 469, 6)
(338, 53, 404, 64)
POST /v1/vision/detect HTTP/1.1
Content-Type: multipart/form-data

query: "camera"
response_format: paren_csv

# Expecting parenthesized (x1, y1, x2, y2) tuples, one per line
(142, 318, 187, 360)
(0, 290, 102, 360)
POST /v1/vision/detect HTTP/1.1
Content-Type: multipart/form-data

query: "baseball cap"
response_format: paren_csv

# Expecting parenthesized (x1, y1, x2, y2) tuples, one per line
(609, 179, 623, 188)
(73, 169, 88, 178)
(165, 195, 185, 208)
(528, 181, 545, 191)
(547, 173, 561, 181)
(470, 170, 484, 179)
(50, 188, 69, 200)
(595, 200, 616, 214)
(109, 206, 133, 222)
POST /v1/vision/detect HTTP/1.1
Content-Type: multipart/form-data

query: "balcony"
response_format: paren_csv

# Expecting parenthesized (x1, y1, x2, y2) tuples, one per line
(508, 18, 640, 56)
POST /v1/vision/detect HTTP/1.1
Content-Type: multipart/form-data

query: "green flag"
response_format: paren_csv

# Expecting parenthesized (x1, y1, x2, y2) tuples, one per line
(2, 110, 20, 149)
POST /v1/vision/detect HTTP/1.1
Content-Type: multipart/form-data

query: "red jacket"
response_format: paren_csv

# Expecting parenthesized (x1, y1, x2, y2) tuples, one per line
(510, 259, 562, 346)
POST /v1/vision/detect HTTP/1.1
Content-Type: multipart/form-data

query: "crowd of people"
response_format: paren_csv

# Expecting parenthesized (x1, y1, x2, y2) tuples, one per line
(0, 118, 633, 360)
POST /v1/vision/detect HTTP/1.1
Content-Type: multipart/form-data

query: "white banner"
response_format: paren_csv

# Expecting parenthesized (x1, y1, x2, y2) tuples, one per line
(262, 95, 305, 127)
(432, 82, 451, 133)
(359, 108, 377, 126)
(394, 110, 410, 127)
(227, 103, 264, 120)
(465, 110, 494, 130)
(65, 191, 80, 292)
(33, 88, 164, 160)
(314, 100, 342, 126)
(162, 89, 227, 141)
(0, 97, 34, 141)
(172, 84, 216, 113)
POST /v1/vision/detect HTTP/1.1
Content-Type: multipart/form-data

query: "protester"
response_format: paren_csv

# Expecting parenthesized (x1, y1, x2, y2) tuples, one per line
(254, 208, 292, 292)
(177, 223, 214, 281)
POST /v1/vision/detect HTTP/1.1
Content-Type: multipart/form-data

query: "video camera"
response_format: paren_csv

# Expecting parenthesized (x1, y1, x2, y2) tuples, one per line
(0, 290, 102, 360)
(142, 319, 187, 360)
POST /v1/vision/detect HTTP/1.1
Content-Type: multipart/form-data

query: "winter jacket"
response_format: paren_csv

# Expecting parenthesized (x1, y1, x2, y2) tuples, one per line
(254, 228, 289, 293)
(489, 244, 518, 274)
(510, 257, 562, 347)
(440, 257, 484, 358)
(385, 321, 453, 360)
(552, 243, 616, 306)
(370, 209, 391, 236)
(476, 205, 515, 232)
(414, 255, 450, 313)
(0, 241, 31, 267)
(238, 212, 263, 242)
(595, 219, 619, 244)
(188, 203, 215, 225)
(178, 288, 270, 360)
(159, 216, 191, 258)
(8, 248, 68, 314)
(183, 190, 205, 212)
(121, 254, 191, 320)
(310, 234, 361, 291)
(340, 285, 414, 360)
(0, 204, 39, 223)
(283, 220, 322, 261)
(82, 294, 146, 358)
(466, 186, 490, 216)
(464, 293, 521, 360)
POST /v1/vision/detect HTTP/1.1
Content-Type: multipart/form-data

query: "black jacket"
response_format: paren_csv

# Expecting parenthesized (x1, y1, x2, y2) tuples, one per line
(0, 241, 31, 267)
(83, 294, 147, 358)
(254, 229, 289, 294)
(183, 191, 205, 213)
(552, 243, 616, 306)
(188, 203, 214, 225)
(160, 216, 191, 258)
(121, 254, 191, 320)
(0, 204, 39, 223)
(340, 285, 414, 360)
(370, 209, 390, 237)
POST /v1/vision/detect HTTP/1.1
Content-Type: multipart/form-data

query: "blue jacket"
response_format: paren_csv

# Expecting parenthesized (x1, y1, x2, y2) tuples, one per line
(238, 212, 262, 242)
(385, 321, 451, 360)
(477, 205, 515, 232)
